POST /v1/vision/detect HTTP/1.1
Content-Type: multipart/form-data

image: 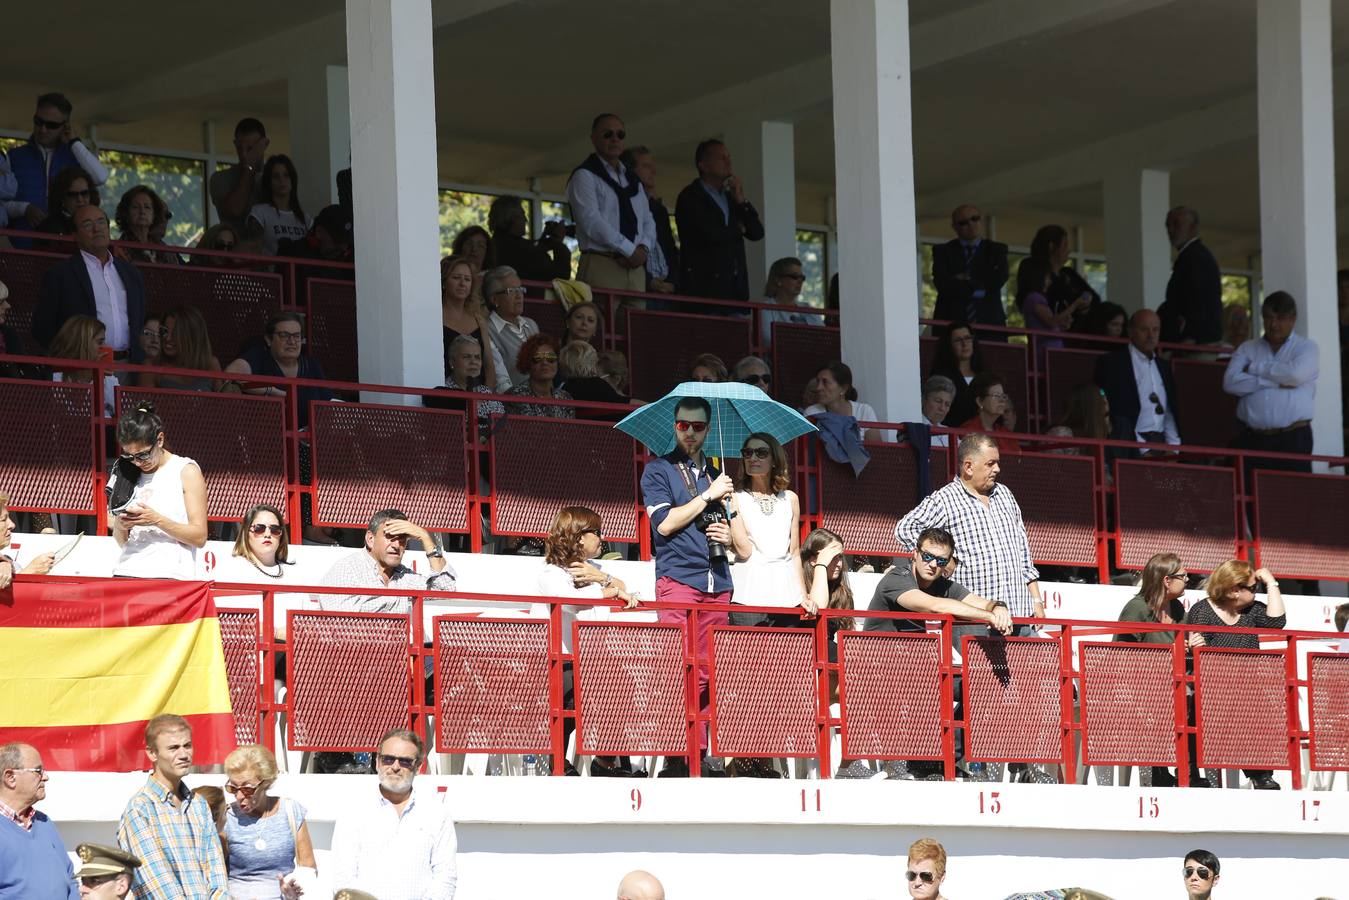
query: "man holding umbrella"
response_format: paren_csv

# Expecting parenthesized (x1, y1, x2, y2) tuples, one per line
(640, 396, 735, 775)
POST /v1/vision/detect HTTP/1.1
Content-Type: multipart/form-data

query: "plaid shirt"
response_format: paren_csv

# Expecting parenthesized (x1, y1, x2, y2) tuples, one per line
(895, 478, 1040, 617)
(317, 549, 457, 614)
(117, 778, 228, 900)
(0, 797, 33, 831)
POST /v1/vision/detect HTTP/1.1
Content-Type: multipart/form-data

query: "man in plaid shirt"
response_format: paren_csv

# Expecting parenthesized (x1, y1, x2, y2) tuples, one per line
(117, 715, 227, 899)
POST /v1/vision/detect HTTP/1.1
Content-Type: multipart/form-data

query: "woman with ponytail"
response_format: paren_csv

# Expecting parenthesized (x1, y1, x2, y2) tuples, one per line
(110, 401, 208, 578)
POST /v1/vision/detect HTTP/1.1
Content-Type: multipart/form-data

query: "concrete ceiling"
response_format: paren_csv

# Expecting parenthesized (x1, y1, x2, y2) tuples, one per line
(3, 0, 1349, 266)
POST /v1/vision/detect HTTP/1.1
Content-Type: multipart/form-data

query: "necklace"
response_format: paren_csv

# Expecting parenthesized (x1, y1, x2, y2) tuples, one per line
(751, 491, 777, 516)
(249, 556, 284, 579)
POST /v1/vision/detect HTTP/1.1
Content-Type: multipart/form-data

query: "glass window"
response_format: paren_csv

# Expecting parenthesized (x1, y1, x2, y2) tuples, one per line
(1081, 260, 1108, 302)
(920, 241, 938, 319)
(99, 150, 206, 247)
(438, 190, 498, 257)
(1221, 273, 1255, 343)
(795, 229, 827, 309)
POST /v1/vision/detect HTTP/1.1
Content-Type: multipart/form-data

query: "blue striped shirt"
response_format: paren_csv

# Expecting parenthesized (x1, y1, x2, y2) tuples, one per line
(117, 778, 228, 900)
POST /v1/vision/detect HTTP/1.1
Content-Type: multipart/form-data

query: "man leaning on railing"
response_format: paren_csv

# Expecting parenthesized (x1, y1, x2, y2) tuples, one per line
(316, 509, 454, 614)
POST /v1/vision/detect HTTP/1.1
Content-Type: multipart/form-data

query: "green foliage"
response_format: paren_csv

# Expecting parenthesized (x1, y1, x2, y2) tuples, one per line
(98, 150, 206, 246)
(795, 229, 827, 308)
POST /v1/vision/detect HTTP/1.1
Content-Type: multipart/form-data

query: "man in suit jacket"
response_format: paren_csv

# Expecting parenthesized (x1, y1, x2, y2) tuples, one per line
(675, 138, 764, 301)
(34, 204, 145, 360)
(931, 204, 1009, 326)
(1094, 308, 1182, 454)
(1159, 206, 1222, 344)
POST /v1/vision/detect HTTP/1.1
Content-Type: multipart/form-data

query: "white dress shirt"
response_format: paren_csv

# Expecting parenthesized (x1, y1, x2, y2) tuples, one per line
(1221, 331, 1318, 429)
(565, 162, 657, 258)
(329, 787, 458, 900)
(1127, 344, 1180, 444)
(487, 311, 540, 391)
(80, 250, 131, 351)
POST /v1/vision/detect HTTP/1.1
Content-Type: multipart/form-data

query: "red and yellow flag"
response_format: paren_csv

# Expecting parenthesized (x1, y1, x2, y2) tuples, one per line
(0, 578, 235, 771)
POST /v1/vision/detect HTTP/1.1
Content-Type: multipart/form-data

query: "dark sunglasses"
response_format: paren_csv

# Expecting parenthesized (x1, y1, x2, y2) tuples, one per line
(741, 373, 772, 386)
(584, 527, 602, 539)
(780, 272, 805, 281)
(80, 874, 119, 888)
(1164, 572, 1189, 582)
(906, 870, 936, 884)
(1148, 392, 1165, 416)
(249, 523, 284, 536)
(1183, 866, 1213, 881)
(675, 419, 708, 433)
(601, 129, 626, 140)
(531, 352, 558, 364)
(953, 215, 981, 227)
(67, 188, 91, 200)
(920, 550, 951, 568)
(217, 241, 237, 250)
(378, 753, 417, 769)
(741, 446, 770, 460)
(1240, 582, 1258, 592)
(120, 446, 158, 462)
(224, 781, 265, 797)
(33, 115, 66, 130)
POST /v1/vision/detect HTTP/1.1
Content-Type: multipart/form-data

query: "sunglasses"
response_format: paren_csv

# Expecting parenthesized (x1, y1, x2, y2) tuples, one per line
(920, 550, 951, 568)
(1183, 866, 1213, 881)
(906, 870, 936, 884)
(532, 352, 558, 364)
(1149, 392, 1165, 416)
(224, 781, 265, 796)
(249, 523, 284, 536)
(601, 129, 626, 140)
(378, 753, 417, 769)
(67, 188, 91, 200)
(1240, 582, 1258, 592)
(217, 241, 237, 250)
(80, 874, 119, 888)
(741, 373, 772, 386)
(33, 115, 66, 130)
(675, 419, 708, 433)
(140, 328, 159, 338)
(584, 527, 603, 539)
(120, 446, 158, 462)
(494, 286, 528, 297)
(953, 215, 981, 227)
(271, 331, 304, 344)
(1164, 572, 1189, 582)
(741, 446, 770, 460)
(780, 273, 805, 281)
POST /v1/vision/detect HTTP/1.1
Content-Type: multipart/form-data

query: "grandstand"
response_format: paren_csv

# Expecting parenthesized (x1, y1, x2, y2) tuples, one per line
(3, 1, 1349, 898)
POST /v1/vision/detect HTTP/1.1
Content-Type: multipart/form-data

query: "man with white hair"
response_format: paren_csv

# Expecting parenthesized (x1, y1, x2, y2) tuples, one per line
(732, 355, 772, 391)
(0, 742, 77, 899)
(617, 870, 665, 900)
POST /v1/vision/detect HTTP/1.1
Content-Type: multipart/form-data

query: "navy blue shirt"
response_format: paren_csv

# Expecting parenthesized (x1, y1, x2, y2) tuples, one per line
(239, 342, 334, 429)
(641, 450, 733, 594)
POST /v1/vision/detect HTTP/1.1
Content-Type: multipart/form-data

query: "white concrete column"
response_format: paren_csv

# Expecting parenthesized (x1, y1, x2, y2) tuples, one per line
(724, 120, 797, 298)
(1103, 167, 1171, 311)
(830, 0, 921, 423)
(345, 0, 443, 394)
(287, 64, 351, 209)
(1257, 0, 1343, 458)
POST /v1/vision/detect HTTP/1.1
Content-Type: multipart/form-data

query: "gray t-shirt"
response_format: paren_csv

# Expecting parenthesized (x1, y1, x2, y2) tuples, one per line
(865, 564, 970, 633)
(209, 165, 262, 231)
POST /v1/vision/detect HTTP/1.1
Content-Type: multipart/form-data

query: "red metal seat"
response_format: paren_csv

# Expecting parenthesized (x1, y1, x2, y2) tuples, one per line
(626, 309, 751, 401)
(310, 401, 468, 531)
(838, 631, 943, 760)
(771, 322, 839, 406)
(573, 622, 687, 756)
(1194, 647, 1291, 771)
(710, 627, 817, 757)
(434, 616, 550, 753)
(0, 379, 96, 514)
(820, 444, 949, 556)
(1254, 470, 1349, 581)
(217, 608, 262, 745)
(996, 451, 1098, 566)
(490, 417, 638, 541)
(1307, 653, 1349, 771)
(525, 297, 567, 344)
(1172, 359, 1241, 449)
(286, 611, 412, 752)
(138, 263, 284, 363)
(117, 387, 287, 521)
(1078, 642, 1177, 767)
(962, 635, 1063, 764)
(0, 247, 62, 350)
(1043, 347, 1104, 425)
(307, 278, 358, 384)
(981, 342, 1031, 426)
(1114, 459, 1237, 572)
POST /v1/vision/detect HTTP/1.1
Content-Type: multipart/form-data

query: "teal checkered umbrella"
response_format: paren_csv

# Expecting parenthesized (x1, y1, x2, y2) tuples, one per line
(614, 381, 817, 458)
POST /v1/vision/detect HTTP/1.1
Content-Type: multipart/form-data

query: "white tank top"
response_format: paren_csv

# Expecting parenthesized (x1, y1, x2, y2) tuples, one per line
(112, 453, 201, 579)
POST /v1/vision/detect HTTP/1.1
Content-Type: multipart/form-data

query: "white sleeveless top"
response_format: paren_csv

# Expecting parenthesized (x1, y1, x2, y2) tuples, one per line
(112, 453, 201, 579)
(730, 489, 804, 608)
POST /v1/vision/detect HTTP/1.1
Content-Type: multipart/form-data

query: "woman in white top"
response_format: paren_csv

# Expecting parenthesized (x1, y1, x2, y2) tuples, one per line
(802, 361, 888, 442)
(110, 402, 207, 579)
(246, 155, 310, 255)
(727, 433, 805, 625)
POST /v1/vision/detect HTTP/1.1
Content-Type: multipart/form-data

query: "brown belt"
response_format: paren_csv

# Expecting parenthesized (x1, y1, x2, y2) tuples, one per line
(1247, 419, 1311, 436)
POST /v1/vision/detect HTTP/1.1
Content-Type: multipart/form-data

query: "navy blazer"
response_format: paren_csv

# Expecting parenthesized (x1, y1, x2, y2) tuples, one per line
(674, 179, 764, 301)
(1159, 238, 1222, 344)
(931, 238, 1010, 326)
(1094, 346, 1182, 442)
(34, 252, 147, 361)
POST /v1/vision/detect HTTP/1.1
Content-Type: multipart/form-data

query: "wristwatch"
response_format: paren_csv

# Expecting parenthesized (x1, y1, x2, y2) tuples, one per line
(700, 491, 713, 504)
(426, 545, 444, 559)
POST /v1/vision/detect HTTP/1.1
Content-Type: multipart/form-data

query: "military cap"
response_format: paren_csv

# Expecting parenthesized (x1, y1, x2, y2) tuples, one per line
(74, 843, 141, 876)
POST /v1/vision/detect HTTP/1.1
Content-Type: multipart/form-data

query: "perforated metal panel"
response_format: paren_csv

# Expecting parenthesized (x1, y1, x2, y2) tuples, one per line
(287, 612, 411, 751)
(963, 636, 1063, 763)
(1173, 359, 1241, 450)
(0, 247, 61, 349)
(311, 402, 468, 531)
(218, 609, 261, 745)
(0, 379, 95, 513)
(771, 323, 839, 407)
(821, 445, 949, 556)
(709, 627, 817, 757)
(919, 337, 936, 376)
(525, 298, 567, 344)
(1307, 653, 1349, 771)
(435, 617, 551, 753)
(839, 632, 943, 759)
(491, 418, 637, 540)
(574, 623, 687, 756)
(1043, 348, 1104, 424)
(996, 452, 1098, 565)
(138, 264, 283, 363)
(980, 342, 1030, 427)
(627, 310, 751, 401)
(1079, 642, 1176, 766)
(1115, 460, 1237, 572)
(1255, 471, 1349, 581)
(307, 279, 358, 384)
(1194, 648, 1290, 770)
(117, 387, 286, 520)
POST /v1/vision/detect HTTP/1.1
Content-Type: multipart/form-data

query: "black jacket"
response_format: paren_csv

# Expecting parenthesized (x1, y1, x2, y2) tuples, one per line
(675, 179, 764, 301)
(34, 252, 146, 361)
(493, 232, 570, 282)
(931, 238, 1009, 325)
(1160, 239, 1222, 344)
(649, 196, 679, 291)
(1094, 346, 1182, 442)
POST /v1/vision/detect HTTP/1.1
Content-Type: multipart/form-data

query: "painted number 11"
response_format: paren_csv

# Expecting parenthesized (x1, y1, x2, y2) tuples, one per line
(801, 788, 821, 812)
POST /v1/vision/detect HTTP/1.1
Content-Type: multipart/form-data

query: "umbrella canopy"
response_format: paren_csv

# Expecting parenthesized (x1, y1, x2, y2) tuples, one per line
(614, 381, 818, 457)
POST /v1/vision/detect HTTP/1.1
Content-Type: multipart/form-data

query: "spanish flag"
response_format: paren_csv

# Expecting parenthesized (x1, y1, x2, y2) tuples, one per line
(0, 578, 235, 771)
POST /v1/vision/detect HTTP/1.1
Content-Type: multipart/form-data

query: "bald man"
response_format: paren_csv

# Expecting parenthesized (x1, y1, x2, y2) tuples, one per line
(932, 203, 1009, 328)
(617, 870, 664, 900)
(1095, 308, 1182, 454)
